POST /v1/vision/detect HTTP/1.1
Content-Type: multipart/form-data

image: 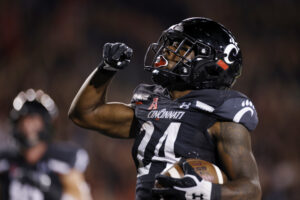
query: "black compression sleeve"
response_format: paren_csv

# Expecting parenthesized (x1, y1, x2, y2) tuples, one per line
(89, 61, 116, 88)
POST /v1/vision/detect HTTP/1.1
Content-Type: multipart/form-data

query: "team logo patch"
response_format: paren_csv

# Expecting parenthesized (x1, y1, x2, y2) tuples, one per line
(233, 100, 255, 123)
(148, 97, 159, 110)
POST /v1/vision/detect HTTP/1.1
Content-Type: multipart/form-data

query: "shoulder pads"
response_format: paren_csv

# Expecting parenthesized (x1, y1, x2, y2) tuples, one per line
(191, 89, 258, 131)
(47, 143, 89, 174)
(213, 92, 258, 131)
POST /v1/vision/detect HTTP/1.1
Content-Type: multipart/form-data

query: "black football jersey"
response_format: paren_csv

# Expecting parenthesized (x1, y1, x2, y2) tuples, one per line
(130, 84, 258, 199)
(0, 143, 88, 200)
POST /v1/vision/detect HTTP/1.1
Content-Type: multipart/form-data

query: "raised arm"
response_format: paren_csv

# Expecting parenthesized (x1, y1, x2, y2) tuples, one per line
(212, 122, 261, 200)
(68, 43, 135, 138)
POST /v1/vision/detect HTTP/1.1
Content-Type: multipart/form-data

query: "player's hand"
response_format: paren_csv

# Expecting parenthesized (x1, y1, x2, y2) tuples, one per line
(152, 160, 213, 200)
(101, 42, 133, 71)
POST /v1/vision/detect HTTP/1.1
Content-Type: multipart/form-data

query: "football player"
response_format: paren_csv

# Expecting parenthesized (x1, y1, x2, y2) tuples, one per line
(68, 17, 261, 200)
(0, 89, 92, 200)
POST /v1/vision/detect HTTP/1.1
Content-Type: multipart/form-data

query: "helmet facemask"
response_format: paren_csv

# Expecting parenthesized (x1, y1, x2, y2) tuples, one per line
(144, 30, 215, 90)
(14, 113, 50, 149)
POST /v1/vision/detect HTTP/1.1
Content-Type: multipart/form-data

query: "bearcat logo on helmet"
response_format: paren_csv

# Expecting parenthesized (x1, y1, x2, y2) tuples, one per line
(144, 17, 242, 91)
(224, 37, 240, 64)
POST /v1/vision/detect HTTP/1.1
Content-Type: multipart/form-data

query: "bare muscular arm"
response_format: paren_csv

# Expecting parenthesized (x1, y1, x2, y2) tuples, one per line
(69, 42, 134, 138)
(209, 122, 261, 200)
(68, 66, 134, 138)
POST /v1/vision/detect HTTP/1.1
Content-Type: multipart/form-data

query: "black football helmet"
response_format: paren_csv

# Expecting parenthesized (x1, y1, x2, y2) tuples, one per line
(144, 17, 242, 90)
(10, 89, 58, 148)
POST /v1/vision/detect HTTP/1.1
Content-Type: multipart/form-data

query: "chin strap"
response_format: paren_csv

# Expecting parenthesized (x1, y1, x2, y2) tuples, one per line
(151, 69, 194, 91)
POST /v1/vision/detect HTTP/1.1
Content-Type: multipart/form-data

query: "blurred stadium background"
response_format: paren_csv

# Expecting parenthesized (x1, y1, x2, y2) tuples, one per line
(0, 0, 299, 199)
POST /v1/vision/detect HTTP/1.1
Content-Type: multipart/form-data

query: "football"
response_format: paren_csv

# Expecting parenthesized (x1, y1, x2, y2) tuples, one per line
(155, 159, 228, 187)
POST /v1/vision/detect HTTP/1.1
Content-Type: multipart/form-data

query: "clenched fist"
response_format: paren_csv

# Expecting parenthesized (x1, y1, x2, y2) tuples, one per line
(102, 42, 133, 71)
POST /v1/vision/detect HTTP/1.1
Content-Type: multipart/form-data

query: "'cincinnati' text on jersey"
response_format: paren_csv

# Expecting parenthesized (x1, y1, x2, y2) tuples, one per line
(147, 108, 185, 120)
